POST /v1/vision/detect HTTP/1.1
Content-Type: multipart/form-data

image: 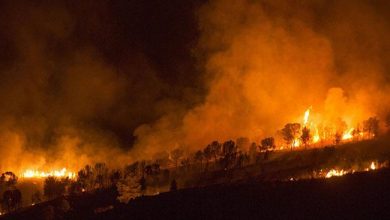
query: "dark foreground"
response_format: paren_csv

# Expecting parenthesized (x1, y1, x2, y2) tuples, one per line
(3, 168, 390, 220)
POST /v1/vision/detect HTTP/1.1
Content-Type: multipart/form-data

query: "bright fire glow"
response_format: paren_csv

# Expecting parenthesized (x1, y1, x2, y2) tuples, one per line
(342, 128, 354, 140)
(325, 169, 347, 178)
(303, 107, 311, 126)
(370, 162, 376, 170)
(22, 168, 76, 179)
(313, 127, 320, 143)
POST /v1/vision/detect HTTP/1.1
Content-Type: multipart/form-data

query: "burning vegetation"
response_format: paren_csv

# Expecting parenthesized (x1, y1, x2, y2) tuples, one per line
(0, 0, 389, 218)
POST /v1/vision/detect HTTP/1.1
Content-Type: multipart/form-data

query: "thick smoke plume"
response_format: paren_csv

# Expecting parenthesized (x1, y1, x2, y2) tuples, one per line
(133, 0, 390, 156)
(0, 1, 181, 172)
(0, 0, 388, 173)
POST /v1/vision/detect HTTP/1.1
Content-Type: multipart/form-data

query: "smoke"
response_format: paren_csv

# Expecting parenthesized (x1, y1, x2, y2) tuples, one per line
(0, 0, 388, 172)
(0, 1, 182, 172)
(132, 0, 390, 155)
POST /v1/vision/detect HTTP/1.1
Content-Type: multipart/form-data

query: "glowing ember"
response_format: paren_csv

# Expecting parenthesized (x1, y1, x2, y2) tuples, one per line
(22, 168, 76, 179)
(325, 169, 347, 178)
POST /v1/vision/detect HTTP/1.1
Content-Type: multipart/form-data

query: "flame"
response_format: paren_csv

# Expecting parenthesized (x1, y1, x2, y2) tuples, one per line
(370, 161, 376, 170)
(325, 169, 347, 178)
(22, 168, 76, 179)
(303, 107, 311, 126)
(313, 127, 320, 143)
(293, 138, 301, 147)
(342, 128, 354, 140)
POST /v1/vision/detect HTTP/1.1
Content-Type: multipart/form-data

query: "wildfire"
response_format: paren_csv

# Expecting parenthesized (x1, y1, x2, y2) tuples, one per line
(370, 161, 376, 170)
(22, 168, 76, 179)
(303, 107, 311, 126)
(312, 127, 320, 143)
(342, 128, 354, 140)
(325, 169, 347, 178)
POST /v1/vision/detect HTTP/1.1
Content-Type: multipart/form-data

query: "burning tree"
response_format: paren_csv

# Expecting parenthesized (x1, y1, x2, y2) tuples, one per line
(281, 123, 301, 150)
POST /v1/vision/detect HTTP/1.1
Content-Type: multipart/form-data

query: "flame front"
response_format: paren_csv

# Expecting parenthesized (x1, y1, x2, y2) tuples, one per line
(325, 169, 347, 178)
(22, 168, 76, 179)
(303, 107, 311, 126)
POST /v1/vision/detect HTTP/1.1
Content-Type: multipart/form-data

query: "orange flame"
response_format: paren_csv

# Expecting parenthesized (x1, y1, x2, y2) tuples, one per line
(22, 168, 76, 179)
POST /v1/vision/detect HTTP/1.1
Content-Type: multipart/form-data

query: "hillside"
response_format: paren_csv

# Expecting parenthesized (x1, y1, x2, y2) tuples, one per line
(2, 136, 390, 219)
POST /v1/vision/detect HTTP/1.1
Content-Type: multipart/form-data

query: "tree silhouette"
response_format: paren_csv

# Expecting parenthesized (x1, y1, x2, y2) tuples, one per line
(77, 165, 94, 191)
(210, 141, 222, 160)
(260, 137, 275, 151)
(363, 117, 379, 138)
(171, 148, 183, 168)
(44, 177, 67, 200)
(139, 176, 146, 195)
(94, 163, 109, 188)
(2, 189, 21, 212)
(249, 142, 257, 163)
(222, 140, 236, 156)
(203, 145, 213, 171)
(194, 150, 204, 167)
(334, 132, 342, 145)
(301, 127, 311, 149)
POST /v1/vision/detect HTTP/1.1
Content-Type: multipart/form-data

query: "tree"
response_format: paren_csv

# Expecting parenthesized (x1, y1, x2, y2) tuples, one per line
(334, 132, 342, 145)
(44, 177, 67, 200)
(363, 117, 379, 138)
(139, 176, 146, 195)
(260, 137, 275, 151)
(248, 142, 257, 163)
(194, 150, 204, 167)
(210, 141, 222, 160)
(2, 189, 21, 212)
(1, 172, 18, 188)
(109, 170, 122, 187)
(203, 145, 213, 171)
(94, 163, 109, 188)
(221, 140, 237, 170)
(77, 165, 94, 191)
(281, 123, 301, 150)
(170, 148, 183, 168)
(116, 175, 141, 203)
(301, 127, 311, 149)
(124, 162, 140, 178)
(236, 137, 250, 151)
(222, 140, 236, 156)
